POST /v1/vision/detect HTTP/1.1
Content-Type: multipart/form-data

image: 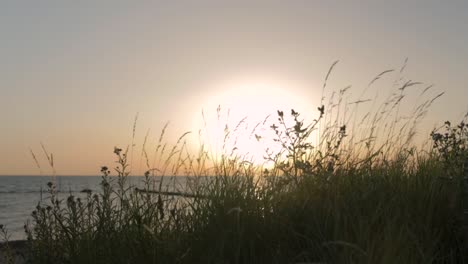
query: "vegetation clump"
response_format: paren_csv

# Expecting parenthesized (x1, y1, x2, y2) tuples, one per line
(3, 63, 468, 264)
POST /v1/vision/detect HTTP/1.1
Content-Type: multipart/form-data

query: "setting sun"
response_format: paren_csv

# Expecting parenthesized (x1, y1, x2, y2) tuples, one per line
(2, 2, 468, 262)
(192, 79, 315, 166)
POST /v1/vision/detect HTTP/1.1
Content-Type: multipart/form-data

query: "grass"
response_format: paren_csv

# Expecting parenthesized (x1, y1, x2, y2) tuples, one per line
(2, 61, 468, 263)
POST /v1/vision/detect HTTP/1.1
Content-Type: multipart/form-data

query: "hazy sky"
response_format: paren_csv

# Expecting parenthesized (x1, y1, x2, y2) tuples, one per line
(1, 1, 467, 175)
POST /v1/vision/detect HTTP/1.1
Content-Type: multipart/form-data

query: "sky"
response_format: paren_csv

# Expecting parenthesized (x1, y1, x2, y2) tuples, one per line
(1, 1, 467, 176)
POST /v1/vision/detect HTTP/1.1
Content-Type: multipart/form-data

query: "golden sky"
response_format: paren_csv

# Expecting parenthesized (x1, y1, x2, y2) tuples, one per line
(1, 1, 467, 175)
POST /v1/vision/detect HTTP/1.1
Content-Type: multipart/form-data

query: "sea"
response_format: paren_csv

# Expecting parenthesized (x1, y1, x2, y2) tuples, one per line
(0, 175, 187, 241)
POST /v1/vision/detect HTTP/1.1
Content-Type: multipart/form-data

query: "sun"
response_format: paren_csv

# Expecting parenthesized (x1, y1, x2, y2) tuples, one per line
(192, 79, 315, 167)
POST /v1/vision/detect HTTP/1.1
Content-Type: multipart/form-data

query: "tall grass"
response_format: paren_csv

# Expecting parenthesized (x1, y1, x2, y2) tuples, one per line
(4, 62, 468, 263)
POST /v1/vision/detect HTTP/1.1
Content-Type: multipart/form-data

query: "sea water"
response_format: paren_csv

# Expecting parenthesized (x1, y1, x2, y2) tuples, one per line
(0, 176, 187, 241)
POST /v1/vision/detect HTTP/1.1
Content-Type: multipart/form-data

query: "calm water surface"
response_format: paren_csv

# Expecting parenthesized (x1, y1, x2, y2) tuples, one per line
(0, 176, 187, 240)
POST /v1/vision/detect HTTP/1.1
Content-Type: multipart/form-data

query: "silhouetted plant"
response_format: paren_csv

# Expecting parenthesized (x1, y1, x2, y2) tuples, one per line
(0, 225, 14, 264)
(21, 62, 468, 264)
(431, 120, 468, 178)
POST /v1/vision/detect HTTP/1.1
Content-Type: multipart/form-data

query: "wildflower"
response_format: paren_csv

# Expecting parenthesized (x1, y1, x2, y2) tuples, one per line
(318, 105, 325, 115)
(277, 110, 284, 118)
(255, 134, 261, 141)
(101, 166, 108, 173)
(340, 125, 347, 135)
(114, 147, 122, 155)
(47, 182, 53, 188)
(431, 132, 442, 142)
(291, 109, 298, 117)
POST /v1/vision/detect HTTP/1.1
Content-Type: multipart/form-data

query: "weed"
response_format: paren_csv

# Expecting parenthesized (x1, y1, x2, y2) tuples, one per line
(17, 62, 468, 263)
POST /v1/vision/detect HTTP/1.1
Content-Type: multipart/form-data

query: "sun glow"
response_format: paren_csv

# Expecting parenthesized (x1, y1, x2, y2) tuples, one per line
(193, 79, 315, 167)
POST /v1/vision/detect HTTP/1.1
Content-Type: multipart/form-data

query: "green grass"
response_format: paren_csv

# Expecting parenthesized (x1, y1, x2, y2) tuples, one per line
(3, 62, 468, 264)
